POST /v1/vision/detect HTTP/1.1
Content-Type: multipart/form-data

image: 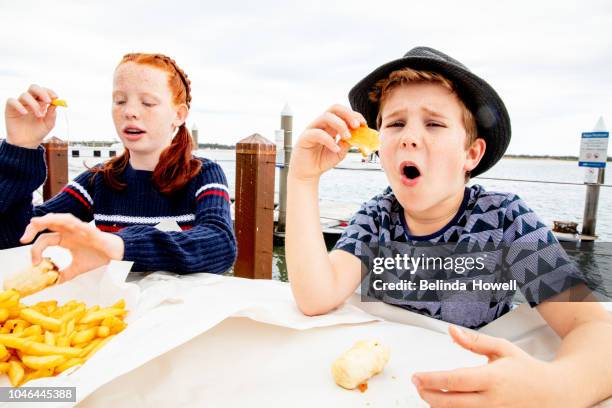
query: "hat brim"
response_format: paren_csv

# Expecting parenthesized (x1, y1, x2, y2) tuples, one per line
(348, 56, 511, 177)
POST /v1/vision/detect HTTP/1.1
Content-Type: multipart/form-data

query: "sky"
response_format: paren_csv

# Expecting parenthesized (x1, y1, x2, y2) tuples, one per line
(0, 0, 610, 156)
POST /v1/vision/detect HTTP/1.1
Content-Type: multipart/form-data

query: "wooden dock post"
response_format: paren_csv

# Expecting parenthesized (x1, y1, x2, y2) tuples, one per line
(276, 104, 293, 235)
(234, 134, 276, 279)
(582, 168, 604, 237)
(580, 117, 608, 238)
(191, 123, 199, 149)
(42, 137, 68, 201)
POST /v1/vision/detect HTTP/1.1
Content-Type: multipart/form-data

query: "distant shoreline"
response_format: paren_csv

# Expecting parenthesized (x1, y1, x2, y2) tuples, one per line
(62, 140, 612, 161)
(503, 154, 611, 162)
(189, 146, 612, 162)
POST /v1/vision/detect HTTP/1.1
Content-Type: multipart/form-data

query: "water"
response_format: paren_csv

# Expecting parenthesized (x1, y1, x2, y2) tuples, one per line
(194, 151, 612, 237)
(68, 150, 612, 295)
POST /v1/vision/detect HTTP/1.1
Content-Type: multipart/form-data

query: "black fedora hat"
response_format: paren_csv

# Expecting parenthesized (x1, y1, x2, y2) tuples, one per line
(348, 47, 511, 177)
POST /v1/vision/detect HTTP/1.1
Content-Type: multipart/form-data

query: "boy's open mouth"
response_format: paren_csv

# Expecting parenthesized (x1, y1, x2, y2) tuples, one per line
(399, 161, 422, 186)
(403, 166, 420, 179)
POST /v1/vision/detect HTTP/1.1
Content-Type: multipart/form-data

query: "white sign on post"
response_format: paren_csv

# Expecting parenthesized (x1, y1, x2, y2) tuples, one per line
(584, 167, 599, 184)
(579, 131, 609, 168)
(580, 117, 609, 184)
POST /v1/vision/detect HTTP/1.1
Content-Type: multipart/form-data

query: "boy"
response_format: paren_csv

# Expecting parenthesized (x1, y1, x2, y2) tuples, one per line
(287, 47, 612, 406)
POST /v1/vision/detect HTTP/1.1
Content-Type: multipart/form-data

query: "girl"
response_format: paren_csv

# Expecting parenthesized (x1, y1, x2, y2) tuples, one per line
(0, 53, 236, 281)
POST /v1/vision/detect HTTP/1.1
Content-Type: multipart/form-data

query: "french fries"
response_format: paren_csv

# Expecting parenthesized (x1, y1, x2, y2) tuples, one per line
(22, 355, 65, 370)
(20, 309, 61, 332)
(50, 99, 68, 107)
(0, 290, 127, 386)
(8, 361, 24, 387)
(80, 307, 126, 324)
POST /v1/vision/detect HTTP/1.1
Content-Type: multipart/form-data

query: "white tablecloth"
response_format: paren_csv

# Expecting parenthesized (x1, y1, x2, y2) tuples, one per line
(78, 273, 612, 408)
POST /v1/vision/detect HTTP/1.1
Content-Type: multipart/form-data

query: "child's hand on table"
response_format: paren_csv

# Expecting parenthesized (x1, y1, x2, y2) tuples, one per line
(412, 326, 572, 408)
(20, 213, 125, 282)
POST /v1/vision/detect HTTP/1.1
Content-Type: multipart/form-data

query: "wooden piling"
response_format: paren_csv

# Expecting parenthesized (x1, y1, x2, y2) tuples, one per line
(234, 134, 276, 279)
(580, 117, 608, 238)
(42, 137, 68, 201)
(582, 168, 605, 237)
(191, 124, 199, 149)
(276, 104, 293, 235)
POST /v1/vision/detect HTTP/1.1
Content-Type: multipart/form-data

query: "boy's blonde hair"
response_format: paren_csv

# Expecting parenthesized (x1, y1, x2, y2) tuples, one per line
(368, 68, 478, 149)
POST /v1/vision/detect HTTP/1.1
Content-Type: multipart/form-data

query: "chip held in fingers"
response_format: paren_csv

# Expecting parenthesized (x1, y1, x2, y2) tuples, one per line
(3, 258, 59, 297)
(50, 99, 67, 108)
(348, 125, 380, 157)
(331, 340, 390, 390)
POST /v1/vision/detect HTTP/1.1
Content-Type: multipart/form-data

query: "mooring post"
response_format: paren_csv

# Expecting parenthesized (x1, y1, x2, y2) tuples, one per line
(276, 104, 293, 235)
(582, 169, 604, 236)
(42, 136, 68, 201)
(191, 123, 199, 149)
(580, 117, 608, 237)
(234, 134, 276, 279)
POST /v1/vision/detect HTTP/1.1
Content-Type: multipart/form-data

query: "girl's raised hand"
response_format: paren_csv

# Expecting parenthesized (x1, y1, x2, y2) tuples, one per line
(5, 85, 59, 149)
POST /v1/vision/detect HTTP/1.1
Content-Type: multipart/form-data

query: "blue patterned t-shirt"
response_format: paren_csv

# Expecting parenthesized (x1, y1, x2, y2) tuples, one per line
(333, 184, 585, 328)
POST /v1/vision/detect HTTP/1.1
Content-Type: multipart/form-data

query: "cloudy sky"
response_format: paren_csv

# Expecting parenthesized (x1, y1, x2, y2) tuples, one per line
(1, 0, 610, 155)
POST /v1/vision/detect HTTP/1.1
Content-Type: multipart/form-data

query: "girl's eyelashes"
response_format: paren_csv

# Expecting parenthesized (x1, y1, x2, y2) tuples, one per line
(112, 100, 156, 107)
(426, 121, 446, 128)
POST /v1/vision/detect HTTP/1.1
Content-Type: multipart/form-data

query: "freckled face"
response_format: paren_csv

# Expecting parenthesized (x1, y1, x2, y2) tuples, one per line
(112, 62, 181, 156)
(378, 82, 472, 213)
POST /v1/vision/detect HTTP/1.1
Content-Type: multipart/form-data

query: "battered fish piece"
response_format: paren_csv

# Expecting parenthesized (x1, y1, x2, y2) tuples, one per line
(348, 125, 380, 157)
(332, 340, 390, 390)
(3, 258, 59, 297)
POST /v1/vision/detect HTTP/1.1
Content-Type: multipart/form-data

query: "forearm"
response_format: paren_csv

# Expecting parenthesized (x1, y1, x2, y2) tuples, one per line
(0, 142, 48, 248)
(286, 175, 340, 315)
(0, 141, 46, 213)
(117, 218, 236, 274)
(551, 320, 612, 406)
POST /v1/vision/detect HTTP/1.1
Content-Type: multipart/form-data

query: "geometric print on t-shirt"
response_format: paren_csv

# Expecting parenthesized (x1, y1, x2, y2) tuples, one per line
(334, 184, 586, 328)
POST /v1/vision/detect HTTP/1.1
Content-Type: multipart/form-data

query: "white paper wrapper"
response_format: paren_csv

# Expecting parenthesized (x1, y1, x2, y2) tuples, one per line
(81, 273, 612, 408)
(0, 245, 381, 407)
(0, 242, 610, 408)
(0, 245, 139, 320)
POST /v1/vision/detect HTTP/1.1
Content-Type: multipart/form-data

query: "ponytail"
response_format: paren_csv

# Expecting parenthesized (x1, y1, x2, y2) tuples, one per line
(153, 124, 201, 194)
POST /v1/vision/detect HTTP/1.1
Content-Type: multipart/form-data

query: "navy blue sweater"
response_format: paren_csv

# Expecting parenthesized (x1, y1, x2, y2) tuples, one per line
(0, 141, 236, 274)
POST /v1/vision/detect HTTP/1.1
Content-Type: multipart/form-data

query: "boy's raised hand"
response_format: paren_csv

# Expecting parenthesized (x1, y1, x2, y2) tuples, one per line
(289, 105, 366, 182)
(5, 84, 59, 149)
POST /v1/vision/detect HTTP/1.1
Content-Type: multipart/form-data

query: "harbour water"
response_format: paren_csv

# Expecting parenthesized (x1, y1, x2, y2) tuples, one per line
(197, 150, 612, 238)
(67, 149, 612, 293)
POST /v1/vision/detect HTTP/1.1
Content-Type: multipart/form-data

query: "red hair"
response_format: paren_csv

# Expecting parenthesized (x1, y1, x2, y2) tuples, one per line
(91, 53, 201, 194)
